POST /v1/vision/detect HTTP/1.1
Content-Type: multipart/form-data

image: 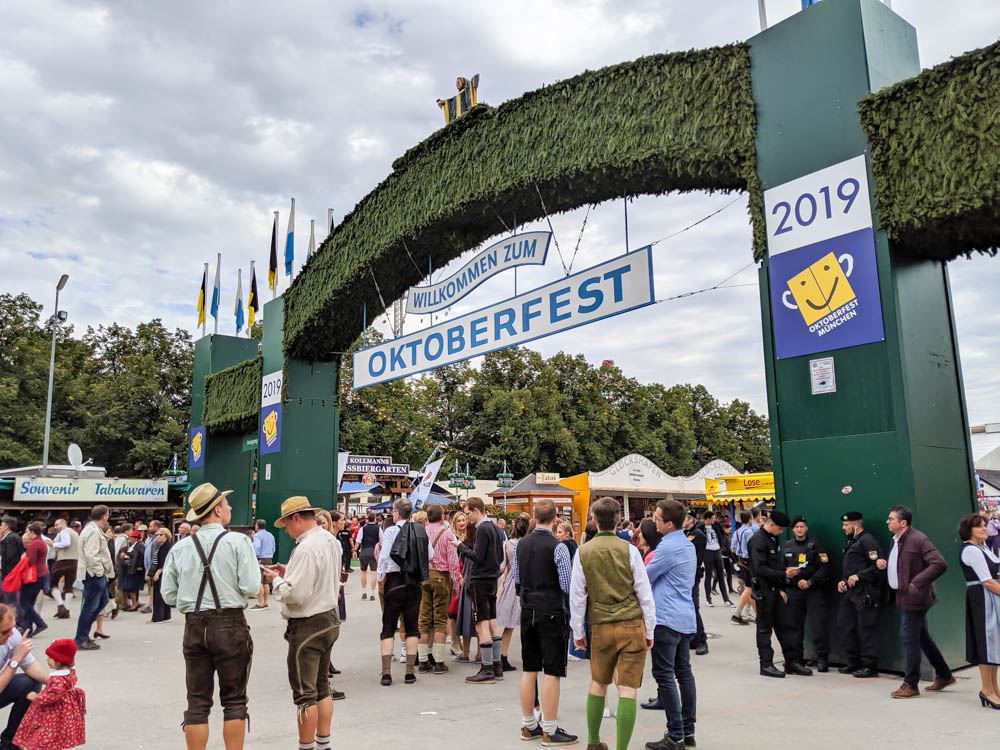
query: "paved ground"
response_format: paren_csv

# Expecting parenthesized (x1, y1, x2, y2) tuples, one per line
(5, 576, 998, 749)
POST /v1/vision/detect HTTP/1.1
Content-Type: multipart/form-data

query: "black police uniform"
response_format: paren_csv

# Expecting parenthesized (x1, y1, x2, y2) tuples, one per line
(837, 528, 885, 670)
(686, 523, 708, 650)
(780, 535, 831, 666)
(748, 526, 795, 668)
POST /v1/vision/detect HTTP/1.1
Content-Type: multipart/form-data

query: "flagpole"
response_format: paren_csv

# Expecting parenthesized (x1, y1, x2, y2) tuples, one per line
(202, 262, 208, 339)
(236, 267, 243, 335)
(328, 208, 334, 233)
(758, 0, 768, 30)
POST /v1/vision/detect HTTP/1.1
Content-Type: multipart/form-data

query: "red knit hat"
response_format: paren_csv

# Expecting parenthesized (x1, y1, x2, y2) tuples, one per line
(45, 639, 76, 665)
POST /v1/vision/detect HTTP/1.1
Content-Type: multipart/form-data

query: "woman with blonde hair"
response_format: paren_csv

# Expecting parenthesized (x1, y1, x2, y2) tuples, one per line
(149, 526, 174, 623)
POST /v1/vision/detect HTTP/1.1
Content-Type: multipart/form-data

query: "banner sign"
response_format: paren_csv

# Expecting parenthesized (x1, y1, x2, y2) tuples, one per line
(765, 155, 884, 359)
(14, 477, 169, 503)
(259, 369, 283, 456)
(355, 246, 655, 388)
(241, 434, 259, 452)
(411, 457, 445, 507)
(406, 232, 551, 315)
(189, 426, 205, 469)
(344, 455, 409, 475)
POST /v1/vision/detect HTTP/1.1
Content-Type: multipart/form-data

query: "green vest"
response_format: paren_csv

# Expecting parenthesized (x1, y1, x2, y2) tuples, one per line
(578, 533, 642, 624)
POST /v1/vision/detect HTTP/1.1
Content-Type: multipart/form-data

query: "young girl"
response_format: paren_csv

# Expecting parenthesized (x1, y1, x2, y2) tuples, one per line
(13, 639, 86, 749)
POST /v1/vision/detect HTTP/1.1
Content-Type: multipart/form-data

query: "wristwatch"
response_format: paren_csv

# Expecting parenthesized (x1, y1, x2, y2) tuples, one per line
(7, 660, 19, 670)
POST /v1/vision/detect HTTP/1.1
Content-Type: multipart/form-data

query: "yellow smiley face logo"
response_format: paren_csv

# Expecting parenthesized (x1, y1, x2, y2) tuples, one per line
(191, 431, 203, 460)
(263, 410, 278, 445)
(787, 252, 857, 326)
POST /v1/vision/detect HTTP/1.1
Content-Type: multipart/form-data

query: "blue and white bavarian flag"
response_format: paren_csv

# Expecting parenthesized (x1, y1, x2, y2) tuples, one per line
(284, 197, 295, 276)
(235, 268, 245, 334)
(210, 253, 221, 321)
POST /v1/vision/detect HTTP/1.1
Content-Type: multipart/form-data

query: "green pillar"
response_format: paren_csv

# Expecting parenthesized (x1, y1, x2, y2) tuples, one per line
(256, 298, 340, 562)
(187, 334, 260, 526)
(750, 0, 975, 673)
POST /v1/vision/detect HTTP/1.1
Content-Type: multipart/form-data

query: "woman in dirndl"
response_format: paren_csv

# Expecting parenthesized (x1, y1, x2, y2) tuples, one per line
(958, 512, 1000, 709)
(496, 514, 530, 671)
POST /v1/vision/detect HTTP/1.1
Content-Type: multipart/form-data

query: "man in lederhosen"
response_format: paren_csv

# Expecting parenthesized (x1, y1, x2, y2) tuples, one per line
(161, 483, 260, 750)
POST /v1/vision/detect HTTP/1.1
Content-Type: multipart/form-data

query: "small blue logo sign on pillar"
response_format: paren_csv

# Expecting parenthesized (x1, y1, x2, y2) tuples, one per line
(189, 426, 206, 469)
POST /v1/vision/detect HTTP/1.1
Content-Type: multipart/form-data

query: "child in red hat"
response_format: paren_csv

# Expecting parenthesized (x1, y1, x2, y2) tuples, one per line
(13, 638, 86, 749)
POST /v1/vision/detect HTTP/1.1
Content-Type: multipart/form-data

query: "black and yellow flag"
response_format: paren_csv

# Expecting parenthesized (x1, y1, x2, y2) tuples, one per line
(248, 262, 260, 327)
(268, 211, 279, 291)
(196, 264, 207, 327)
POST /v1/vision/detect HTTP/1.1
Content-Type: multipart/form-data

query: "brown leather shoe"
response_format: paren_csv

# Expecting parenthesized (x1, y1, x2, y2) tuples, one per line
(891, 683, 920, 698)
(925, 675, 956, 691)
(587, 743, 609, 750)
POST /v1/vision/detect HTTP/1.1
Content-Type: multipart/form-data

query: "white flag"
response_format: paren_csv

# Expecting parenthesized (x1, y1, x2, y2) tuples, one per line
(307, 219, 315, 261)
(337, 452, 350, 490)
(411, 457, 445, 507)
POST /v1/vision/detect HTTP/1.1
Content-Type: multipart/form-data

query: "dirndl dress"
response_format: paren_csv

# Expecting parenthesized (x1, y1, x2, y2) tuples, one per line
(496, 539, 521, 630)
(960, 541, 1000, 666)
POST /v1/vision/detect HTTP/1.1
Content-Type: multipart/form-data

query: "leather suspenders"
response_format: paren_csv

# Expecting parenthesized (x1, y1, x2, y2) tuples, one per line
(191, 531, 230, 612)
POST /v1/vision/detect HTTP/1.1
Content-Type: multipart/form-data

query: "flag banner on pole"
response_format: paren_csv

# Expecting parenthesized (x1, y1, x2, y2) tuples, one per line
(411, 457, 445, 507)
(337, 451, 350, 490)
(210, 253, 221, 320)
(268, 212, 279, 291)
(285, 197, 295, 276)
(328, 208, 334, 233)
(248, 261, 259, 328)
(307, 218, 315, 261)
(235, 268, 245, 334)
(196, 266, 207, 327)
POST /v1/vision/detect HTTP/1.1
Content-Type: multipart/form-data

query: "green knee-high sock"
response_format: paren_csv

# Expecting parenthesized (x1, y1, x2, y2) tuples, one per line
(586, 692, 605, 744)
(616, 697, 637, 750)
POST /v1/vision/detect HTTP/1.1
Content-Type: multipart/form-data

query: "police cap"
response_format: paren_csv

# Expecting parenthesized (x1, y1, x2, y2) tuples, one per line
(769, 510, 791, 528)
(790, 515, 807, 527)
(841, 511, 863, 522)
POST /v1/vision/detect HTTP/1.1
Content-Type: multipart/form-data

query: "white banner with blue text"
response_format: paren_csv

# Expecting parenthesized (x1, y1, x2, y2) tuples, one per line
(354, 246, 654, 388)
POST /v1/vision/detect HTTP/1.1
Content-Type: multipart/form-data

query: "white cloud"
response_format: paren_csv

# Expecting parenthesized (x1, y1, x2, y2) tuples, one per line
(1, 0, 998, 426)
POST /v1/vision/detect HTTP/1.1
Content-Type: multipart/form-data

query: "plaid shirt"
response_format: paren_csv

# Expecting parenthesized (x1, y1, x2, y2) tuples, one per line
(425, 521, 461, 586)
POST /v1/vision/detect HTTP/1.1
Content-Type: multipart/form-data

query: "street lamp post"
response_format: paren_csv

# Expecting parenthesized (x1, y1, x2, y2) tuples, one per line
(41, 274, 69, 478)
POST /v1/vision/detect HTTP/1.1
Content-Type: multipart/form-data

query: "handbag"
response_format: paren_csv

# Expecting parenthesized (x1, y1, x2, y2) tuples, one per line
(21, 561, 37, 585)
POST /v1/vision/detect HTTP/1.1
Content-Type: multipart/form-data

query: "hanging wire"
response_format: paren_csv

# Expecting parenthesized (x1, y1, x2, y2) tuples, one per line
(401, 239, 424, 278)
(654, 260, 757, 304)
(532, 182, 569, 275)
(648, 195, 742, 248)
(566, 203, 592, 275)
(489, 204, 512, 234)
(369, 268, 395, 330)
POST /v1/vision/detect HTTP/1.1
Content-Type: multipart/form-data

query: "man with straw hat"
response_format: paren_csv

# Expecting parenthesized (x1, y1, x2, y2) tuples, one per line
(161, 483, 259, 750)
(262, 496, 342, 750)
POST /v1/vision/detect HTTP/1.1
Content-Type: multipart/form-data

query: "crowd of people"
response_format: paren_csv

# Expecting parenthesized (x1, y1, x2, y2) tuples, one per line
(0, 488, 997, 749)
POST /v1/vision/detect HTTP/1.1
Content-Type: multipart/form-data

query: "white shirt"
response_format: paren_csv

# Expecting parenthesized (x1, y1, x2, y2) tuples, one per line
(705, 525, 720, 552)
(270, 526, 342, 619)
(0, 629, 36, 669)
(376, 521, 435, 582)
(888, 534, 901, 589)
(569, 542, 657, 641)
(962, 544, 1000, 583)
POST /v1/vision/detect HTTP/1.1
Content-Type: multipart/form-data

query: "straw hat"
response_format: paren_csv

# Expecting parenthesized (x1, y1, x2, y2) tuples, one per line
(273, 496, 322, 528)
(185, 482, 233, 522)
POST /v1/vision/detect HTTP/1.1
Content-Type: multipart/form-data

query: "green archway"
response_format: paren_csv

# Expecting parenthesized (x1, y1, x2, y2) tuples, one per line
(195, 0, 1000, 673)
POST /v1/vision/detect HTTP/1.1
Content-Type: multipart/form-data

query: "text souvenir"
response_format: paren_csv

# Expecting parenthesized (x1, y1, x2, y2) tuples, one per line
(354, 246, 655, 388)
(406, 231, 551, 315)
(259, 370, 283, 455)
(765, 155, 885, 359)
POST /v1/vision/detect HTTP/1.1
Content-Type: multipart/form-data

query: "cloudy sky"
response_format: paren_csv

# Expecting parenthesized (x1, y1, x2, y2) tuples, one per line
(3, 0, 998, 424)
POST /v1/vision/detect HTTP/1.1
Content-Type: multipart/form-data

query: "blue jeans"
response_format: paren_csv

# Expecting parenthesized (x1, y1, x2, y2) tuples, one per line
(75, 574, 109, 644)
(17, 575, 48, 632)
(900, 609, 950, 689)
(0, 673, 41, 744)
(651, 624, 696, 741)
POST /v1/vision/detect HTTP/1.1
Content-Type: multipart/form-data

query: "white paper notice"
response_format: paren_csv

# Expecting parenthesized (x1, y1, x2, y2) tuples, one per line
(809, 357, 836, 395)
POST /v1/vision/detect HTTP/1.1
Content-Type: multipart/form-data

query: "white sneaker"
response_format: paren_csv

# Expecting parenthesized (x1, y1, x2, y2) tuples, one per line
(603, 706, 617, 718)
(723, 601, 736, 608)
(706, 600, 715, 607)
(567, 653, 582, 662)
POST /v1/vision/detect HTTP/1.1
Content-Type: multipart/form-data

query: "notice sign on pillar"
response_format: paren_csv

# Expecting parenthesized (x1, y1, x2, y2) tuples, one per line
(765, 155, 885, 359)
(260, 370, 282, 456)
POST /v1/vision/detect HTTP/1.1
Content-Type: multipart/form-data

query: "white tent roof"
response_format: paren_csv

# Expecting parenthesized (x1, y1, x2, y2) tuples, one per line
(589, 454, 740, 494)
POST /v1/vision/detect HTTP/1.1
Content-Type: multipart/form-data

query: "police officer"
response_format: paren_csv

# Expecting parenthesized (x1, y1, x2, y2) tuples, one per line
(836, 511, 885, 678)
(780, 516, 831, 672)
(748, 510, 805, 678)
